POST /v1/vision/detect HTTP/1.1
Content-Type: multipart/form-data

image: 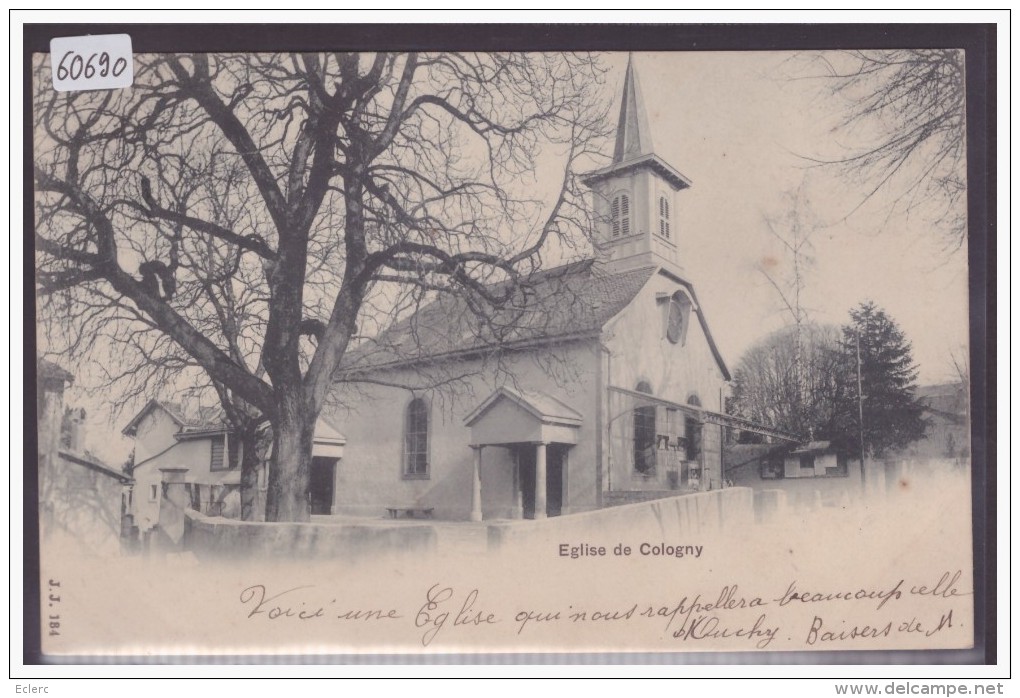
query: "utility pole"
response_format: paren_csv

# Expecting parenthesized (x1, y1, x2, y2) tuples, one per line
(856, 329, 867, 493)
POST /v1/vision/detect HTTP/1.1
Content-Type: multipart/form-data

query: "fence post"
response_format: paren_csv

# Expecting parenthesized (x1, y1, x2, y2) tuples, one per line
(156, 467, 190, 552)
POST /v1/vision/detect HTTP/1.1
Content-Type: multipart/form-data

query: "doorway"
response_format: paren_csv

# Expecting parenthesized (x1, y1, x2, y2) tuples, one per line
(310, 456, 337, 515)
(517, 444, 567, 519)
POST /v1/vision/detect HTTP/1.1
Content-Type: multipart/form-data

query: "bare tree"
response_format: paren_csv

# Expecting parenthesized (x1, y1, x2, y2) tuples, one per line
(35, 52, 610, 522)
(37, 132, 273, 519)
(757, 181, 818, 327)
(729, 323, 844, 441)
(947, 344, 971, 444)
(803, 49, 966, 248)
(756, 179, 820, 407)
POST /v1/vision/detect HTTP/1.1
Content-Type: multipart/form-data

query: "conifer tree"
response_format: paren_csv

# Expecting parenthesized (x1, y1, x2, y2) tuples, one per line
(836, 301, 927, 457)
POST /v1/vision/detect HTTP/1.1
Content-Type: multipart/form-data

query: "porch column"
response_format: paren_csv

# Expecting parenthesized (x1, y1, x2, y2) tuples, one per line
(511, 448, 523, 520)
(534, 442, 548, 519)
(470, 446, 483, 522)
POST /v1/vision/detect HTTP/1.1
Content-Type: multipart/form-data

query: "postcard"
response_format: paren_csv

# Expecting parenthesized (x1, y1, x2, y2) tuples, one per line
(27, 25, 989, 661)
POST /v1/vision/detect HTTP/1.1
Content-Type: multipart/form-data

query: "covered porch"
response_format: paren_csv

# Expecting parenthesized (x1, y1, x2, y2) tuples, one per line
(463, 386, 582, 521)
(606, 385, 800, 496)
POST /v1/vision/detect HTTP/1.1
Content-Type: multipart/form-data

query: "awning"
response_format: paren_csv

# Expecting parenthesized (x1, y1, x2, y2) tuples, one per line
(608, 385, 801, 443)
(312, 418, 346, 459)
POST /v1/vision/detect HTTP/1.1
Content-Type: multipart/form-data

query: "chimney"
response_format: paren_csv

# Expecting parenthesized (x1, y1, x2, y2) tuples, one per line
(69, 407, 87, 453)
(38, 359, 73, 472)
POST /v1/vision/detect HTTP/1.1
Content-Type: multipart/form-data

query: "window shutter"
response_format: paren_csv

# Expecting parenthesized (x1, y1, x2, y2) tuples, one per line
(210, 436, 225, 470)
(658, 196, 671, 239)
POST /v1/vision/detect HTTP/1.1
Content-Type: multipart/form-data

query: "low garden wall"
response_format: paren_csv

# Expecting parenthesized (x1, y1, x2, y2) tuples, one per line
(184, 509, 437, 560)
(184, 488, 753, 559)
(487, 487, 753, 551)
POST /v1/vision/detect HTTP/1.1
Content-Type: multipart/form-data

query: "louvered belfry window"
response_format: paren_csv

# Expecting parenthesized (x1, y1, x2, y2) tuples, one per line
(612, 194, 630, 238)
(658, 195, 671, 239)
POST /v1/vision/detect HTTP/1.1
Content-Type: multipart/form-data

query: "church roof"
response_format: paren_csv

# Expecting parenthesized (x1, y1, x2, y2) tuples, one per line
(338, 260, 731, 381)
(338, 260, 657, 373)
(613, 54, 655, 164)
(581, 152, 692, 192)
(337, 57, 728, 379)
(657, 267, 731, 380)
(581, 55, 691, 191)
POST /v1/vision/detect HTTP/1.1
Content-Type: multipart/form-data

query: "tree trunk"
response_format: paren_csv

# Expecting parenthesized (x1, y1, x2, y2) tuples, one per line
(238, 424, 261, 522)
(265, 400, 315, 523)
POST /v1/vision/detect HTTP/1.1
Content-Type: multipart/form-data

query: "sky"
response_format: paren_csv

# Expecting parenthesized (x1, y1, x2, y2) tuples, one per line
(41, 49, 973, 465)
(613, 51, 970, 386)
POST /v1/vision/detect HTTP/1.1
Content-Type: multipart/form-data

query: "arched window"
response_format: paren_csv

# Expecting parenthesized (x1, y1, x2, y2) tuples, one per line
(633, 381, 656, 475)
(684, 394, 702, 462)
(658, 195, 671, 239)
(611, 193, 631, 238)
(404, 398, 429, 477)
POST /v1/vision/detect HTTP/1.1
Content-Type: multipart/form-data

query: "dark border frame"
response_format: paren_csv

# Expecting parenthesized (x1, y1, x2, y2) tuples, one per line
(21, 22, 996, 670)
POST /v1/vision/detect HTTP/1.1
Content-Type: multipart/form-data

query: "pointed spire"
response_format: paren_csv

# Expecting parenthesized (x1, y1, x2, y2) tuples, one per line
(612, 53, 654, 164)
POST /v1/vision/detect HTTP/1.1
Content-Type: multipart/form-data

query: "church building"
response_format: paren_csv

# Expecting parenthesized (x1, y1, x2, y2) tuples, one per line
(322, 56, 735, 521)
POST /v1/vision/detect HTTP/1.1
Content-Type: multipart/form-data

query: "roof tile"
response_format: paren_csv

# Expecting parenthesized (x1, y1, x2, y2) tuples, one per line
(339, 260, 656, 372)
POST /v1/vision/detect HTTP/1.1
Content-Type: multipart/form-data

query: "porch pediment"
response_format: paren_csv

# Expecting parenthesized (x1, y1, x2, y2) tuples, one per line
(312, 418, 346, 459)
(464, 386, 582, 447)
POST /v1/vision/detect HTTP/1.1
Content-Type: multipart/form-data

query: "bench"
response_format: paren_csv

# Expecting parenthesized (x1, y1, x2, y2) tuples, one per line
(385, 507, 435, 520)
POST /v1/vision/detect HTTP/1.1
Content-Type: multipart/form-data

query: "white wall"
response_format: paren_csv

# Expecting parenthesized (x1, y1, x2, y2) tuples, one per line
(131, 407, 178, 465)
(591, 169, 682, 273)
(129, 408, 239, 531)
(41, 456, 126, 556)
(327, 341, 601, 520)
(602, 270, 729, 492)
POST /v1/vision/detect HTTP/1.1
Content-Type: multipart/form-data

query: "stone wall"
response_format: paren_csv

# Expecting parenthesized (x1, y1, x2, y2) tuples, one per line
(184, 488, 753, 559)
(41, 455, 127, 557)
(184, 509, 437, 560)
(487, 487, 753, 551)
(603, 489, 685, 507)
(729, 458, 891, 510)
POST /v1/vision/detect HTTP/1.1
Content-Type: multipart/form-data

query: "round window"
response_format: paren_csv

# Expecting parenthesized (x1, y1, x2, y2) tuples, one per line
(667, 298, 684, 344)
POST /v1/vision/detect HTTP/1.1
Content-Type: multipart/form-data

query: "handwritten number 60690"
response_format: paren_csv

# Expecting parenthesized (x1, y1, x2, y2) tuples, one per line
(56, 51, 127, 81)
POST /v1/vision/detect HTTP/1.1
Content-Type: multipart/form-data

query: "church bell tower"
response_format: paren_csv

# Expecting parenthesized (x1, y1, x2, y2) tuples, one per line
(582, 54, 692, 276)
